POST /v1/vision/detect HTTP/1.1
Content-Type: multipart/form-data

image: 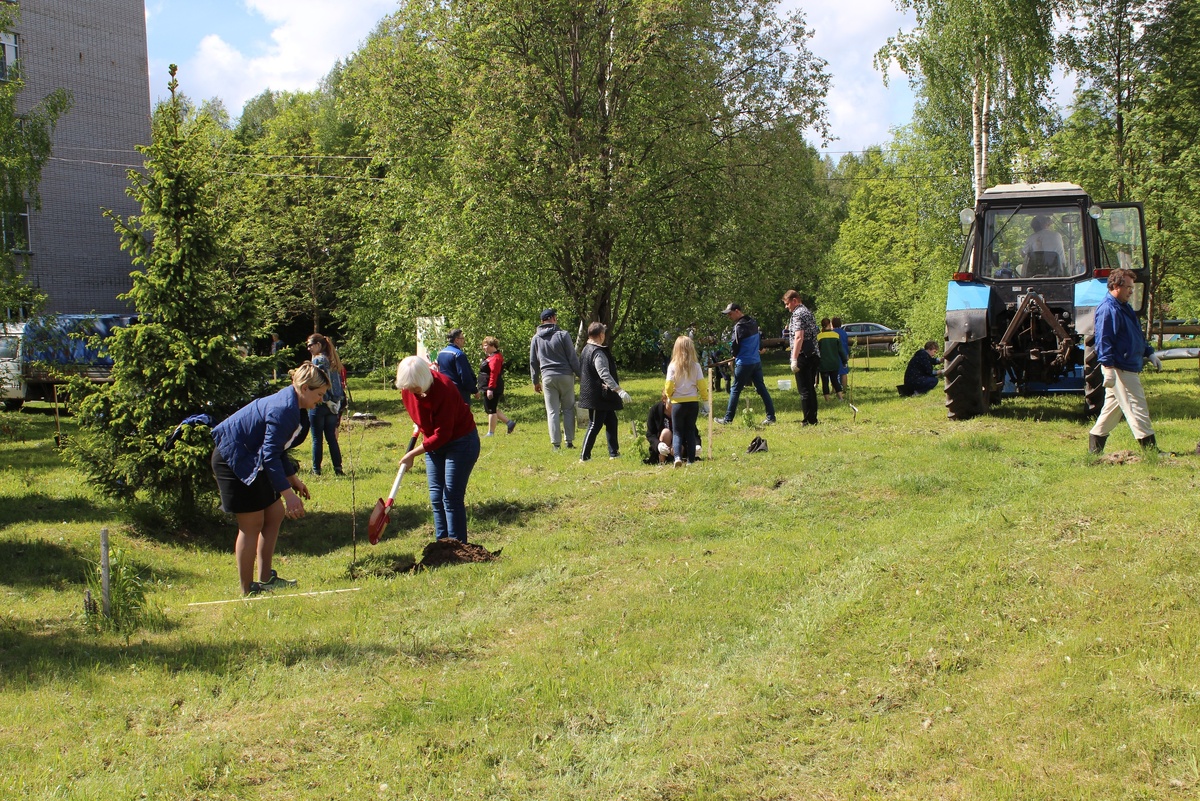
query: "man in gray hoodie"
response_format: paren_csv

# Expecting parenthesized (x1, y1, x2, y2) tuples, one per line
(530, 308, 582, 450)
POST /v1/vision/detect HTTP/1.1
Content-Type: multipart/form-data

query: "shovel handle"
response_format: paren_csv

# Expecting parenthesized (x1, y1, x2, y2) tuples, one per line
(388, 424, 420, 501)
(388, 463, 407, 502)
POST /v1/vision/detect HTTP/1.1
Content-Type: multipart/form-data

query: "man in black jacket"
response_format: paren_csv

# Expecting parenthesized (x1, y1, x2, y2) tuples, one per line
(902, 341, 942, 396)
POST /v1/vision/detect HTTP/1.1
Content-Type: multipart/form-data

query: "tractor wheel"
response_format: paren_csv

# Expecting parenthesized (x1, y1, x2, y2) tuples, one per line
(1083, 334, 1105, 416)
(944, 339, 986, 421)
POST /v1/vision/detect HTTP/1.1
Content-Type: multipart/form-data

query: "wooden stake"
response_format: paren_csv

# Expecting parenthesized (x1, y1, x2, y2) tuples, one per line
(707, 368, 714, 461)
(52, 384, 63, 447)
(100, 527, 111, 618)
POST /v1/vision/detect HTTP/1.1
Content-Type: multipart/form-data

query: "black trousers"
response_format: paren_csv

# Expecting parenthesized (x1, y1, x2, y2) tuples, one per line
(796, 353, 821, 424)
(820, 371, 843, 396)
(670, 400, 701, 462)
(581, 408, 620, 459)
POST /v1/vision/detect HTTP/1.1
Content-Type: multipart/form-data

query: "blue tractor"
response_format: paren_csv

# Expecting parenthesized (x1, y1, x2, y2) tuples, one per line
(944, 182, 1150, 420)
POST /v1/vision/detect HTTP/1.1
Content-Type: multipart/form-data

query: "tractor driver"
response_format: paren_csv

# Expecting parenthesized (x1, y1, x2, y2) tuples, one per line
(1022, 214, 1067, 277)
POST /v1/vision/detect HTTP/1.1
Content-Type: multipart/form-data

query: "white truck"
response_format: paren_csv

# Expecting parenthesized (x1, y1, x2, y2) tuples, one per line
(1, 315, 136, 410)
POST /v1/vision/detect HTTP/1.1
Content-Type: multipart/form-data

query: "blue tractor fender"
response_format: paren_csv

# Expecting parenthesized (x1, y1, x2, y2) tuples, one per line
(1073, 278, 1109, 340)
(946, 281, 999, 344)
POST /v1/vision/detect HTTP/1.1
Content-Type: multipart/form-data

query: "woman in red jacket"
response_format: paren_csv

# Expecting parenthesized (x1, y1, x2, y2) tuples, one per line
(478, 336, 516, 436)
(395, 356, 481, 543)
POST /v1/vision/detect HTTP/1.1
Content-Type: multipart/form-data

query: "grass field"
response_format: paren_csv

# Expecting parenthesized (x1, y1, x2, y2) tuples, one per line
(2, 353, 1199, 799)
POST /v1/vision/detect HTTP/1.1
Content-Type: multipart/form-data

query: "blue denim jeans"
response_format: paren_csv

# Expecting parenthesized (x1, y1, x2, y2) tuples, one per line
(424, 429, 481, 542)
(724, 362, 776, 421)
(310, 403, 342, 472)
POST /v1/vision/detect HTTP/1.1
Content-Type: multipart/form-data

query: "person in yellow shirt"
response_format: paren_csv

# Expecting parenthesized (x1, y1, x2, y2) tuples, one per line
(816, 318, 846, 401)
(664, 335, 710, 467)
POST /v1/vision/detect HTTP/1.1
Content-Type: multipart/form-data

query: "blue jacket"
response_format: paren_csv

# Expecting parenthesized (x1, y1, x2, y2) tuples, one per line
(436, 344, 477, 401)
(1094, 292, 1152, 373)
(731, 316, 762, 366)
(312, 353, 344, 409)
(211, 385, 307, 493)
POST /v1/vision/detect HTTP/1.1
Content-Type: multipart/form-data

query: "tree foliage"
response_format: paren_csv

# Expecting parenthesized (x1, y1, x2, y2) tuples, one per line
(878, 0, 1059, 198)
(227, 66, 367, 346)
(69, 67, 265, 522)
(340, 0, 833, 357)
(822, 128, 972, 354)
(0, 4, 71, 315)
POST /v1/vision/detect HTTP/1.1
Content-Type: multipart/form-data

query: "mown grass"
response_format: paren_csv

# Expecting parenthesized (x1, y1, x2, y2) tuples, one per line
(2, 353, 1199, 799)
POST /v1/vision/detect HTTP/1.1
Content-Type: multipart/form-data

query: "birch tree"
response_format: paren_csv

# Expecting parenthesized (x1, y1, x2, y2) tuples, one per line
(877, 0, 1059, 198)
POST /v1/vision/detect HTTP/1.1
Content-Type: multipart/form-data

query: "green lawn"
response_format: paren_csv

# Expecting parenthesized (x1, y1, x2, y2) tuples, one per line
(2, 354, 1199, 799)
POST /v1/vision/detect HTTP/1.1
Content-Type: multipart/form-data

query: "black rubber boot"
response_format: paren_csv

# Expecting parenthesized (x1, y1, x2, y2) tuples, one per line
(1138, 434, 1158, 452)
(1088, 434, 1107, 455)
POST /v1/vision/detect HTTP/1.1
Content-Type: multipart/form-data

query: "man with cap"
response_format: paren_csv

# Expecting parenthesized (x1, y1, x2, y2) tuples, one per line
(437, 328, 477, 404)
(718, 303, 776, 425)
(530, 308, 582, 450)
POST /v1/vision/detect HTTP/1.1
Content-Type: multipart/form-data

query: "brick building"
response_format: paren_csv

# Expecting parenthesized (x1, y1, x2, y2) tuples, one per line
(5, 0, 150, 314)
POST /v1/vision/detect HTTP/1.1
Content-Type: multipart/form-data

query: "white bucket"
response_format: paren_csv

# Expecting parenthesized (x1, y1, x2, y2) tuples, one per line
(777, 379, 792, 391)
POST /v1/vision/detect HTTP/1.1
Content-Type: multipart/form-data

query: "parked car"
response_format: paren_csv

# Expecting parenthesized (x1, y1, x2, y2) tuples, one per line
(842, 322, 901, 352)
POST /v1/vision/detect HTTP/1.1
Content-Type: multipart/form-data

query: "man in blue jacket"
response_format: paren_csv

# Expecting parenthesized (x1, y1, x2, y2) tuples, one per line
(718, 302, 776, 425)
(437, 328, 477, 404)
(1088, 269, 1161, 454)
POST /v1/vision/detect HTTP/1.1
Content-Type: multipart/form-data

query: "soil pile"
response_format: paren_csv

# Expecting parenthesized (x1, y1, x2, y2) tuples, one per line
(416, 539, 501, 569)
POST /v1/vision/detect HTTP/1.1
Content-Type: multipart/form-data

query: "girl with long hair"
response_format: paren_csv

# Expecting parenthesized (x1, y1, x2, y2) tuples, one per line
(664, 335, 709, 466)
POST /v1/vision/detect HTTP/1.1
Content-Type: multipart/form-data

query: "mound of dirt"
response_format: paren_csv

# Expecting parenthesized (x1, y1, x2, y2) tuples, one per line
(416, 539, 501, 569)
(1099, 450, 1142, 465)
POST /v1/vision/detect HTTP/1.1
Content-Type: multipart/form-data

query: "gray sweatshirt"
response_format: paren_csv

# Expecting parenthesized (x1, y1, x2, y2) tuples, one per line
(529, 323, 581, 382)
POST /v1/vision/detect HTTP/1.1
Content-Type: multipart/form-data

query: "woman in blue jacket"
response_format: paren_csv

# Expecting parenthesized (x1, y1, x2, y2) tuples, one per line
(211, 362, 329, 595)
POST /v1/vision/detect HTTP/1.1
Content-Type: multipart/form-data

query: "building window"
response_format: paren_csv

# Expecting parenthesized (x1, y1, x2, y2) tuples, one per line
(0, 32, 16, 82)
(2, 208, 30, 253)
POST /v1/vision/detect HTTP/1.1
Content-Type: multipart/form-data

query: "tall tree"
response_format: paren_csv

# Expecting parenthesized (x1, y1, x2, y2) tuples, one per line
(878, 0, 1059, 198)
(1058, 0, 1155, 202)
(69, 67, 264, 522)
(1135, 0, 1200, 320)
(229, 67, 367, 342)
(822, 127, 972, 348)
(0, 4, 71, 315)
(342, 0, 831, 351)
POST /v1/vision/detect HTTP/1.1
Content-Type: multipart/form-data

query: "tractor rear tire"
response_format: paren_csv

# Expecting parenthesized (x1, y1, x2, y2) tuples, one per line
(945, 339, 986, 421)
(1083, 334, 1105, 417)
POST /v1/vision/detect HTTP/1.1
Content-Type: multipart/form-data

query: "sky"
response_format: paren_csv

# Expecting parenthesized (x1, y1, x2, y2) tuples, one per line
(144, 0, 917, 156)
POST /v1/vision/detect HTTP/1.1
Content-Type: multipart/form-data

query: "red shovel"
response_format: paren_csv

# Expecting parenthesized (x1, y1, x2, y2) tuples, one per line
(368, 426, 419, 545)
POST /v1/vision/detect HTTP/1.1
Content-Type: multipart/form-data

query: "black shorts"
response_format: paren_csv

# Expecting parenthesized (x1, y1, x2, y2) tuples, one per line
(211, 448, 280, 514)
(482, 391, 503, 414)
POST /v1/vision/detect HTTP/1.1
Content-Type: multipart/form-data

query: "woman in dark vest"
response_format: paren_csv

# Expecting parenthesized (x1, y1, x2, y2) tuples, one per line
(578, 322, 632, 462)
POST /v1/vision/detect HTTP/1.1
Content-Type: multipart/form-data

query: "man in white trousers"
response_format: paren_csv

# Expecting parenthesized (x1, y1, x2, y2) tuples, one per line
(1088, 268, 1161, 455)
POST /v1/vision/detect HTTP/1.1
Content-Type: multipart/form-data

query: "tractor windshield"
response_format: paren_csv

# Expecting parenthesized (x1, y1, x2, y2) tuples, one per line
(981, 206, 1085, 280)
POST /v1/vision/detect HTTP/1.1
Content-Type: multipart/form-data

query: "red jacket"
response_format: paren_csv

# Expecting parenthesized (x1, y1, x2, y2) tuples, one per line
(484, 351, 504, 391)
(402, 370, 477, 452)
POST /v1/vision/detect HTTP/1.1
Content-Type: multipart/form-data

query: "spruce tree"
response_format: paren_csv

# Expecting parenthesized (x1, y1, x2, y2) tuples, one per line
(70, 67, 265, 522)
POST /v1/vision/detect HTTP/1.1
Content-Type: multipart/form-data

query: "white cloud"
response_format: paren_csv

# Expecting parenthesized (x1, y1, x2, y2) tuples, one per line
(163, 0, 914, 149)
(783, 0, 917, 153)
(177, 0, 395, 115)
